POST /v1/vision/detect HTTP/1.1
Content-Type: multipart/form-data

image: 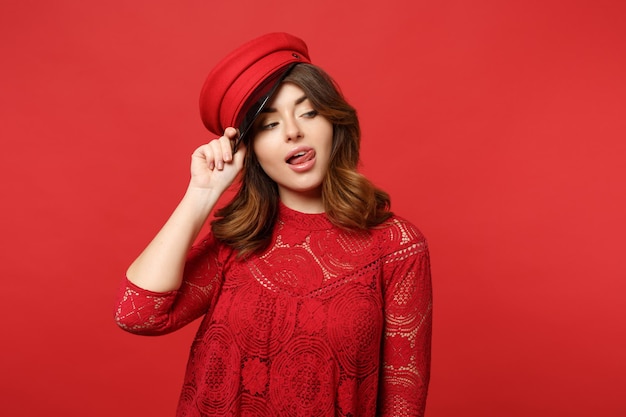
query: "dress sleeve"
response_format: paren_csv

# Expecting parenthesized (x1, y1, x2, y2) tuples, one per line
(114, 233, 227, 336)
(378, 220, 433, 417)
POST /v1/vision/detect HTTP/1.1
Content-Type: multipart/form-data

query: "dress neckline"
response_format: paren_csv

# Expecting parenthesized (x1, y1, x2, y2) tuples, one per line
(277, 201, 333, 231)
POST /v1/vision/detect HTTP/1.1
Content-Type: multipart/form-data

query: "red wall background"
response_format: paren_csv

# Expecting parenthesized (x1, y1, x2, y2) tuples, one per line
(1, 1, 624, 416)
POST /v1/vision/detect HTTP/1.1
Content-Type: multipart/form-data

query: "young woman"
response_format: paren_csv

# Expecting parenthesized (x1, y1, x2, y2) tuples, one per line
(115, 32, 432, 417)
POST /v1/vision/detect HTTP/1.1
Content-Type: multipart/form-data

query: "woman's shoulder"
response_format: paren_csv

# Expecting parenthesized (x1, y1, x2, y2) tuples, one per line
(371, 214, 429, 256)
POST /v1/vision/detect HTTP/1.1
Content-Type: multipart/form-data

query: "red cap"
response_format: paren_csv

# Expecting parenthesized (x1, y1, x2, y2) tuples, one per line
(199, 32, 311, 136)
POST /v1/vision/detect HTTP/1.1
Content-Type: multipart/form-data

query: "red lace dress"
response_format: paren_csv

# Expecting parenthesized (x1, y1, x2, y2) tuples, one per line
(115, 204, 432, 416)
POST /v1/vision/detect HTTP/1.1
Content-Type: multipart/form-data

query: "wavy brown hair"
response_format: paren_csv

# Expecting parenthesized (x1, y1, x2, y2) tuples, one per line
(211, 64, 392, 257)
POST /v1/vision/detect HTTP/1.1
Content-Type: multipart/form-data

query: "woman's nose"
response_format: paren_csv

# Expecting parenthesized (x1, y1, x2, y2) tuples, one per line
(284, 117, 303, 141)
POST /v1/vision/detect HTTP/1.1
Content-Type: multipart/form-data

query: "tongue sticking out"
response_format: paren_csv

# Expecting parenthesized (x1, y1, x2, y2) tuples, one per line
(287, 149, 315, 165)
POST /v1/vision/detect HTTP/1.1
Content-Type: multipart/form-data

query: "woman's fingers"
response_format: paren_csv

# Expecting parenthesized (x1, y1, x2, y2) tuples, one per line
(191, 143, 212, 171)
(223, 127, 240, 160)
(189, 127, 245, 191)
(210, 139, 225, 170)
(210, 128, 239, 170)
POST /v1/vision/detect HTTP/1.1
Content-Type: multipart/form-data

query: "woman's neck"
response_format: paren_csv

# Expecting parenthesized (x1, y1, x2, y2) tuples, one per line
(278, 189, 324, 214)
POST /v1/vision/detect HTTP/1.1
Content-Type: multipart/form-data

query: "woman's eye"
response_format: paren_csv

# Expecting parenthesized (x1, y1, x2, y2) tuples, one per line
(301, 110, 318, 118)
(261, 121, 279, 130)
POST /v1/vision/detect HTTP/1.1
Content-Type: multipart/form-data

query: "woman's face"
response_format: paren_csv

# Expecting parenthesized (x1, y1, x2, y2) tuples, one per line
(252, 82, 333, 213)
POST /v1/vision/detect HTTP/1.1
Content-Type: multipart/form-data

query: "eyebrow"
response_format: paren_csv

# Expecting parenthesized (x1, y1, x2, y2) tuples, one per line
(261, 95, 308, 113)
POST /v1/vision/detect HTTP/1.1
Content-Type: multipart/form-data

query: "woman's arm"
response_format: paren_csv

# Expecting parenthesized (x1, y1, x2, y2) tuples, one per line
(379, 221, 433, 416)
(126, 128, 245, 292)
(115, 232, 228, 335)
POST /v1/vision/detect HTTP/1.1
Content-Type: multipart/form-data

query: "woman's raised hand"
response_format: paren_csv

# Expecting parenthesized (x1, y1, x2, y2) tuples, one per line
(189, 127, 246, 194)
(126, 128, 246, 292)
(185, 126, 246, 230)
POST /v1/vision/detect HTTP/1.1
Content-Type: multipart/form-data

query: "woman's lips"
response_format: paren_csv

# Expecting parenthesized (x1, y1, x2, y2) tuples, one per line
(286, 147, 316, 172)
